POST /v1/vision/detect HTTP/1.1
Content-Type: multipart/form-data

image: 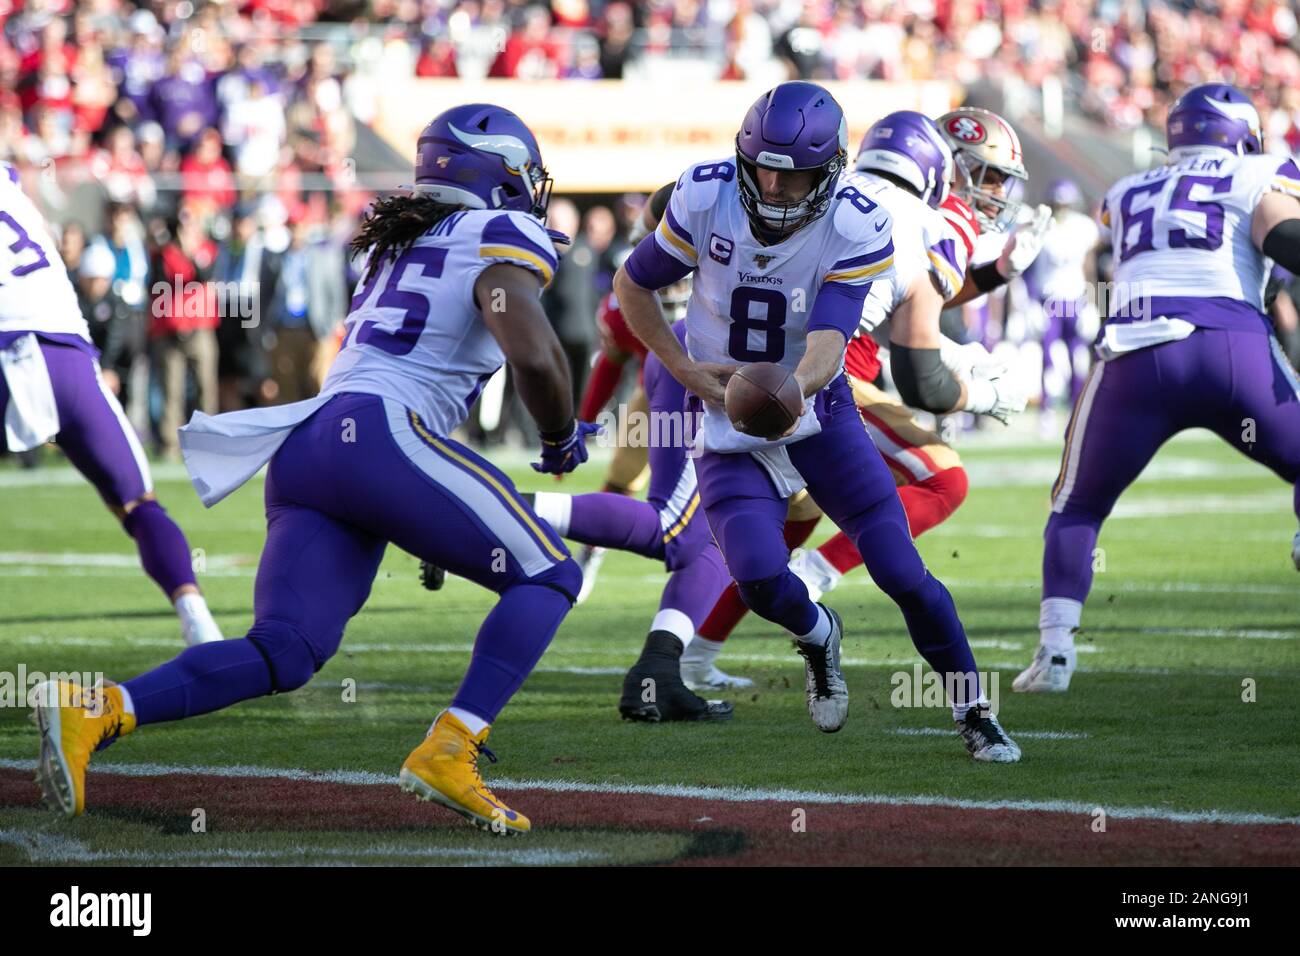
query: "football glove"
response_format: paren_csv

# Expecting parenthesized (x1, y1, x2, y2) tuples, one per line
(939, 338, 1000, 382)
(532, 420, 602, 475)
(996, 204, 1052, 279)
(962, 363, 1029, 425)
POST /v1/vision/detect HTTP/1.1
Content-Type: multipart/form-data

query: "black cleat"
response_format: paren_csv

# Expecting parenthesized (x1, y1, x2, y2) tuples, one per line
(419, 560, 446, 591)
(619, 632, 733, 723)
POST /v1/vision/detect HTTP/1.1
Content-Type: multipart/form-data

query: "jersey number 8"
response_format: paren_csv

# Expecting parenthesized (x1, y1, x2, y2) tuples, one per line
(727, 286, 786, 362)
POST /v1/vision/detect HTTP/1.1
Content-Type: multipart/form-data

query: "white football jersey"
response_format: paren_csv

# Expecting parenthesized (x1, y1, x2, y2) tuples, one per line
(322, 209, 557, 437)
(1035, 209, 1100, 301)
(845, 171, 966, 335)
(1101, 150, 1300, 314)
(0, 163, 91, 342)
(654, 158, 895, 452)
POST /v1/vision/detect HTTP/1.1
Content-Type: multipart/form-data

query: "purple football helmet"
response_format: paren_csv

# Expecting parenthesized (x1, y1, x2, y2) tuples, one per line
(735, 81, 848, 239)
(1166, 83, 1262, 156)
(854, 111, 953, 209)
(1046, 178, 1082, 208)
(413, 103, 552, 219)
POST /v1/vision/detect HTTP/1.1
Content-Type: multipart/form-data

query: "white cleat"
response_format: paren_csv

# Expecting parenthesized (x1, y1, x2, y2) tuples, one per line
(1291, 531, 1299, 571)
(788, 548, 841, 604)
(795, 605, 848, 733)
(681, 662, 754, 692)
(956, 706, 1021, 763)
(176, 592, 223, 646)
(575, 545, 606, 605)
(1012, 645, 1077, 693)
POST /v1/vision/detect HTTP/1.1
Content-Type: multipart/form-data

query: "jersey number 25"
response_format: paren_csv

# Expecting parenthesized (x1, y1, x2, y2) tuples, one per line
(347, 247, 447, 356)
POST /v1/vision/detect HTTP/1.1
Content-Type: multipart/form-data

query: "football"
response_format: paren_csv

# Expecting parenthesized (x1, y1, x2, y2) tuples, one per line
(725, 362, 804, 439)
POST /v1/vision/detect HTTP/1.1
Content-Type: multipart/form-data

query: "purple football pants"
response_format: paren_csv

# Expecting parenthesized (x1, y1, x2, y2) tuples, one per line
(563, 347, 729, 632)
(0, 335, 196, 597)
(1041, 296, 1089, 408)
(123, 392, 581, 727)
(1045, 328, 1300, 603)
(695, 374, 979, 686)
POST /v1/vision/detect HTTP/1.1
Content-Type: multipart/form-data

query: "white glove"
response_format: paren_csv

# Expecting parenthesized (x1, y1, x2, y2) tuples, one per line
(962, 361, 1029, 425)
(939, 338, 998, 381)
(996, 204, 1052, 279)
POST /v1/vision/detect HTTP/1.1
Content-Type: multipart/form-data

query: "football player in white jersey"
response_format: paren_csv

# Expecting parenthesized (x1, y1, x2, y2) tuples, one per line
(1028, 178, 1102, 413)
(615, 82, 1020, 761)
(779, 112, 1029, 585)
(745, 107, 1044, 606)
(1015, 83, 1300, 693)
(0, 162, 222, 648)
(34, 104, 595, 833)
(696, 112, 1036, 688)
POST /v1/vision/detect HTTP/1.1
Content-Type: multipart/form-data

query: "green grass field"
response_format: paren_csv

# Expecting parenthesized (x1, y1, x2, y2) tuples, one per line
(1, 427, 1298, 865)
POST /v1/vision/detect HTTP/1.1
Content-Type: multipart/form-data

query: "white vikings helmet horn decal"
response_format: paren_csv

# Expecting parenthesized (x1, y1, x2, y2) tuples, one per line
(448, 124, 534, 175)
(1205, 97, 1261, 136)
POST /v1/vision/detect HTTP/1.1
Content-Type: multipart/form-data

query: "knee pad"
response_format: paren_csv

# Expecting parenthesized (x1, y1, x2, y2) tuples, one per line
(889, 571, 939, 618)
(122, 497, 167, 536)
(662, 522, 709, 573)
(532, 556, 583, 604)
(737, 572, 794, 616)
(245, 618, 322, 693)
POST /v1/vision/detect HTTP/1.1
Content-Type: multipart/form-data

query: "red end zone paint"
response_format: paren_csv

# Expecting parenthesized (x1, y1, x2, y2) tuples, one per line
(2, 768, 1296, 866)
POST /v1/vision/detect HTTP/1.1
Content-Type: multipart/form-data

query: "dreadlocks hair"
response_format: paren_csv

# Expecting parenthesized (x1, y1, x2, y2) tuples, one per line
(350, 193, 463, 282)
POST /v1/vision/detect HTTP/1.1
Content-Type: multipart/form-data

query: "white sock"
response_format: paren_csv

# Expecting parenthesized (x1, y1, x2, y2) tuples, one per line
(681, 634, 722, 665)
(116, 683, 135, 717)
(1039, 597, 1082, 653)
(953, 695, 991, 723)
(175, 592, 223, 646)
(651, 608, 694, 649)
(531, 491, 572, 536)
(797, 605, 832, 646)
(447, 707, 489, 736)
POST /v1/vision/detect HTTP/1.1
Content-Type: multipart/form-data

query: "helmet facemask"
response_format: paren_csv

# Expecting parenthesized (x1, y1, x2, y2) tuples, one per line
(952, 152, 1025, 232)
(735, 145, 844, 242)
(490, 161, 553, 220)
(658, 276, 693, 322)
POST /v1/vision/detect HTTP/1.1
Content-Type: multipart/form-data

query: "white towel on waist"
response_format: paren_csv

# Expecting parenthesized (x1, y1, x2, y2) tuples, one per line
(1097, 317, 1196, 360)
(0, 332, 60, 452)
(749, 443, 807, 498)
(180, 395, 331, 507)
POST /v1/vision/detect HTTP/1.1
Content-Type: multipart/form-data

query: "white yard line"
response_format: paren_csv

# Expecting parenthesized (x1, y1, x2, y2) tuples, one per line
(0, 757, 1294, 828)
(1140, 627, 1299, 640)
(0, 829, 601, 865)
(887, 727, 1089, 740)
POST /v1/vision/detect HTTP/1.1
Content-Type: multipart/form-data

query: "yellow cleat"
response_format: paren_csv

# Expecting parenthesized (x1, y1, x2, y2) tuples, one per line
(398, 711, 530, 835)
(32, 679, 135, 818)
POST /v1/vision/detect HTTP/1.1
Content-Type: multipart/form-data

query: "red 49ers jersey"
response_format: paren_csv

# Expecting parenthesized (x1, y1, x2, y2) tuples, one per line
(596, 292, 649, 363)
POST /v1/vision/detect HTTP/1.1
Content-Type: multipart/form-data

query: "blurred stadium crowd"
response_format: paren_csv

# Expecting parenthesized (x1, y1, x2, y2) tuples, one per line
(2, 0, 1300, 459)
